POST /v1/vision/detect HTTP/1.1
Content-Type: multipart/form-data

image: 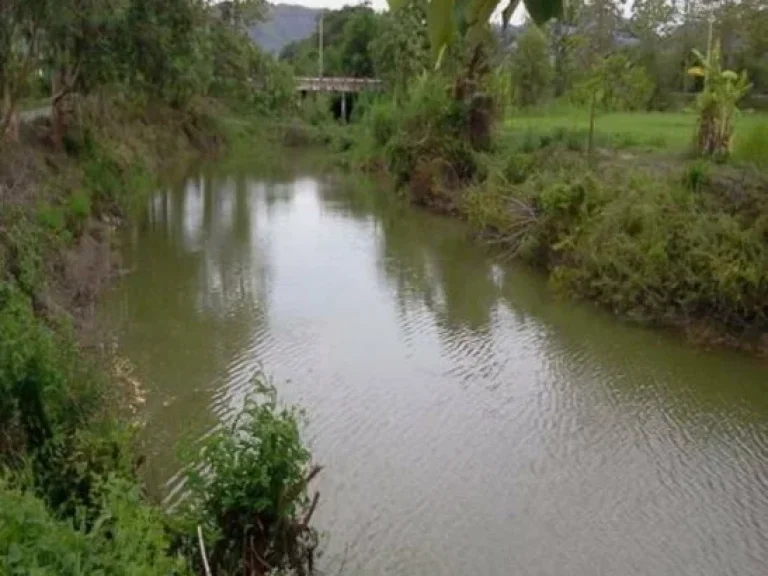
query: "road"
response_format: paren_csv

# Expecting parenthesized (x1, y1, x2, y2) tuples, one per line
(20, 106, 51, 123)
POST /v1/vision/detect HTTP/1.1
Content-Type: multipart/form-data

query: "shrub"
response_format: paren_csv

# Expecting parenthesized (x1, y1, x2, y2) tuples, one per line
(66, 191, 92, 235)
(178, 376, 320, 576)
(0, 477, 188, 575)
(37, 204, 67, 236)
(683, 160, 711, 192)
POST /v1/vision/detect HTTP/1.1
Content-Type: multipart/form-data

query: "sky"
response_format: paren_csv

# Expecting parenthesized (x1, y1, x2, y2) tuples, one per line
(273, 0, 529, 23)
(275, 0, 392, 10)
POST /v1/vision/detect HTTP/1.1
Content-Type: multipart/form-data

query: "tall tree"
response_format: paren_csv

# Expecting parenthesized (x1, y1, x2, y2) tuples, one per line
(370, 0, 430, 101)
(0, 0, 47, 140)
(510, 24, 553, 107)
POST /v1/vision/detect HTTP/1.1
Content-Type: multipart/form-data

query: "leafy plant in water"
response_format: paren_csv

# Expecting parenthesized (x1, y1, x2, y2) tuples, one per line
(180, 375, 321, 576)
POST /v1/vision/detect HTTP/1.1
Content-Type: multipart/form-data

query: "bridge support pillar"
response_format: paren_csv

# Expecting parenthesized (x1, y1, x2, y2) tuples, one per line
(340, 92, 347, 123)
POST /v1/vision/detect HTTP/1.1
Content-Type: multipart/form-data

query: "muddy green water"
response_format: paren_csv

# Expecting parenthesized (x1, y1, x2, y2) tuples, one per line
(103, 154, 768, 575)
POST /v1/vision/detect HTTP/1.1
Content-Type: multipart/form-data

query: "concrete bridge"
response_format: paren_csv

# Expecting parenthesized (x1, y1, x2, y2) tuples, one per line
(295, 77, 382, 93)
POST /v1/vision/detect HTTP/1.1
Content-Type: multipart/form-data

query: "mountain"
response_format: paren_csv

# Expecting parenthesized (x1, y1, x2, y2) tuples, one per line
(249, 3, 322, 55)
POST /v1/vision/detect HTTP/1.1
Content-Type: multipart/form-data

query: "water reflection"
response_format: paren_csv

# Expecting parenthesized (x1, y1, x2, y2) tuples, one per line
(105, 159, 768, 576)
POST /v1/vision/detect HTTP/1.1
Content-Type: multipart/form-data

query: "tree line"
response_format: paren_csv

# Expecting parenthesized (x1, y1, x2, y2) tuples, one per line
(280, 0, 767, 111)
(0, 0, 293, 145)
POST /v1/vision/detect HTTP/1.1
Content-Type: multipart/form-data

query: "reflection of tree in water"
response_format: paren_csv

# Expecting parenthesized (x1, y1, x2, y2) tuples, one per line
(318, 177, 502, 382)
(321, 178, 500, 332)
(113, 167, 275, 495)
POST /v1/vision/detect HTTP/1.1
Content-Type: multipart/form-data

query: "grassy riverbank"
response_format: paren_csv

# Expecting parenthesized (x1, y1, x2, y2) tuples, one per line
(1, 1, 324, 571)
(345, 79, 768, 355)
(1, 95, 321, 573)
(504, 105, 768, 161)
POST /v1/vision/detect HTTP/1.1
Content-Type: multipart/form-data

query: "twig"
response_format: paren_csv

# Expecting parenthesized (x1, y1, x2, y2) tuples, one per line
(302, 491, 320, 527)
(197, 525, 212, 576)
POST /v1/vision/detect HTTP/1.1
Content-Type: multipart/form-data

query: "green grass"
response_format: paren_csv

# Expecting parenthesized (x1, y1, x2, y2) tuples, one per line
(504, 106, 768, 154)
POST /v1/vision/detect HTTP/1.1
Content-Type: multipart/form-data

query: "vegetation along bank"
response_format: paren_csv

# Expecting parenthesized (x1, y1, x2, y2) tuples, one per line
(1, 0, 766, 572)
(280, 0, 767, 354)
(1, 1, 320, 574)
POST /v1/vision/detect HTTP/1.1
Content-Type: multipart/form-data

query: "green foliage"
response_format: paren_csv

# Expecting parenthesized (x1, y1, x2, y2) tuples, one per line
(179, 376, 319, 576)
(370, 0, 430, 101)
(66, 192, 92, 235)
(464, 153, 768, 338)
(37, 204, 68, 237)
(683, 159, 710, 192)
(689, 39, 752, 159)
(281, 4, 379, 78)
(0, 276, 135, 513)
(503, 107, 736, 153)
(0, 477, 188, 575)
(509, 26, 553, 108)
(388, 0, 564, 63)
(1, 216, 44, 297)
(364, 74, 478, 207)
(569, 53, 655, 112)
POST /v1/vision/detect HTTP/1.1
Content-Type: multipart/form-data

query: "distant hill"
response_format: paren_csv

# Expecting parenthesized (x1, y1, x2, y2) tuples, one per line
(249, 3, 321, 54)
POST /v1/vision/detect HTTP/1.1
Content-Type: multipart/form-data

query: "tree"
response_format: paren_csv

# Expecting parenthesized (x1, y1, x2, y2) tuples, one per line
(0, 0, 47, 141)
(549, 0, 585, 96)
(43, 0, 130, 149)
(630, 0, 678, 108)
(510, 25, 553, 107)
(370, 0, 430, 101)
(338, 7, 379, 77)
(280, 4, 380, 78)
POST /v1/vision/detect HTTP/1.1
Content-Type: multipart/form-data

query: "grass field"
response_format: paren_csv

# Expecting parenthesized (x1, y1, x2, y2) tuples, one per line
(504, 107, 768, 164)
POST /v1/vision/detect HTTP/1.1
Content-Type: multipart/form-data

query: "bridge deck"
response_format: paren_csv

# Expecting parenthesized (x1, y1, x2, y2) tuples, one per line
(295, 77, 381, 93)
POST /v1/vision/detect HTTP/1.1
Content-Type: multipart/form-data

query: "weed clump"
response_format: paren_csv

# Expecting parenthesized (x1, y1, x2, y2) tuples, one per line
(464, 154, 768, 348)
(176, 377, 321, 576)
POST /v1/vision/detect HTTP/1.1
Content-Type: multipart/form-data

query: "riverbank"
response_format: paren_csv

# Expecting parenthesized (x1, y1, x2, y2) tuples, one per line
(1, 96, 320, 574)
(344, 86, 768, 355)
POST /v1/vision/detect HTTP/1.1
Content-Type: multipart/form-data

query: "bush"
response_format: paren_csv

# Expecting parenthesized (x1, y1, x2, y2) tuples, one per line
(66, 191, 92, 235)
(0, 477, 188, 575)
(178, 376, 320, 576)
(467, 159, 768, 339)
(0, 280, 136, 515)
(509, 26, 553, 108)
(379, 75, 478, 209)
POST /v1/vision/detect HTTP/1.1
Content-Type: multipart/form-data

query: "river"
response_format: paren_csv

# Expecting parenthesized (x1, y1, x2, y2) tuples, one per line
(103, 152, 768, 576)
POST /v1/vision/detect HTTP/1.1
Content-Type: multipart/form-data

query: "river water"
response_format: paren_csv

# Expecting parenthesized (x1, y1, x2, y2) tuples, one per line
(103, 153, 768, 576)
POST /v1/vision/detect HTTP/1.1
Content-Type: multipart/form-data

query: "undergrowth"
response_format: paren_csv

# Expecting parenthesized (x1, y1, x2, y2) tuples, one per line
(1, 94, 320, 573)
(175, 378, 321, 576)
(350, 87, 768, 352)
(465, 147, 768, 349)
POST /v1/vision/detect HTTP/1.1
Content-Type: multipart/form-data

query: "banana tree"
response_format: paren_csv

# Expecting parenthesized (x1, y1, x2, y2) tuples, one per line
(688, 39, 751, 160)
(386, 0, 565, 65)
(386, 0, 563, 149)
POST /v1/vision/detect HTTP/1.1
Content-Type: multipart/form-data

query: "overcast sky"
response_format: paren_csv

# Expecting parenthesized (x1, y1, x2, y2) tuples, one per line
(274, 0, 528, 23)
